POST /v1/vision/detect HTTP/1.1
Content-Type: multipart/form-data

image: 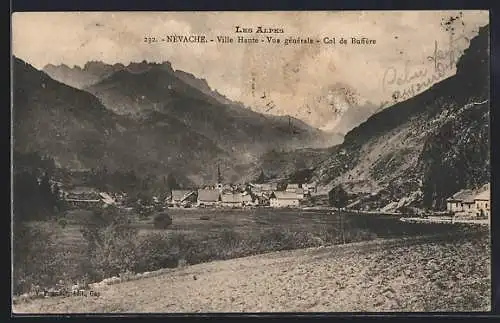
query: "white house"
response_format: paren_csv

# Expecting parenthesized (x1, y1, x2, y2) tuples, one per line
(220, 193, 253, 208)
(446, 183, 490, 218)
(474, 188, 490, 218)
(269, 191, 301, 208)
(446, 190, 475, 214)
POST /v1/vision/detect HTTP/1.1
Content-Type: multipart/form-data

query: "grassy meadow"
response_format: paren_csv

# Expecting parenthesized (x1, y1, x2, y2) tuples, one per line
(14, 206, 488, 296)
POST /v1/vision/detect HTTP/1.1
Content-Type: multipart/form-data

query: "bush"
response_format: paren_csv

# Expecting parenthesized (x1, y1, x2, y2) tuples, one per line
(57, 218, 67, 228)
(80, 207, 139, 280)
(134, 233, 178, 272)
(87, 224, 138, 279)
(153, 212, 172, 229)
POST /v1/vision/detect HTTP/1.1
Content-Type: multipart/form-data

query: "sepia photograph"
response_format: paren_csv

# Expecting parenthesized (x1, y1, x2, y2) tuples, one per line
(11, 10, 491, 313)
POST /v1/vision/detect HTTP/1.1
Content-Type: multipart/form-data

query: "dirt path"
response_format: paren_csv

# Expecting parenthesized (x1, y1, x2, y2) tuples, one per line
(13, 233, 490, 313)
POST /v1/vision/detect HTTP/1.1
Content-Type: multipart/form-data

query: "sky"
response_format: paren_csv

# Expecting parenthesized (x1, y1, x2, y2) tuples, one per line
(12, 11, 489, 130)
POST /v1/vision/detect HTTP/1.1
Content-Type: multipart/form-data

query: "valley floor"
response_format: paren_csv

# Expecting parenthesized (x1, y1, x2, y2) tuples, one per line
(13, 232, 490, 313)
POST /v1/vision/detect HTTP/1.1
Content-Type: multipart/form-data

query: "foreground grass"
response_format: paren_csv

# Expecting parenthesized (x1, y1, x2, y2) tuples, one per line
(13, 231, 490, 313)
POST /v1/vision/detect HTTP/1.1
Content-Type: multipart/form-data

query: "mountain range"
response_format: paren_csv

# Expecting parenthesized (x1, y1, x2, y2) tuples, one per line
(14, 57, 341, 187)
(43, 61, 379, 137)
(14, 24, 489, 210)
(271, 24, 490, 211)
(43, 61, 126, 90)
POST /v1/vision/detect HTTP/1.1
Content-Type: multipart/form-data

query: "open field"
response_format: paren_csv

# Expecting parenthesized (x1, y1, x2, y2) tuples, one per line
(13, 230, 491, 313)
(15, 207, 489, 298)
(61, 207, 475, 240)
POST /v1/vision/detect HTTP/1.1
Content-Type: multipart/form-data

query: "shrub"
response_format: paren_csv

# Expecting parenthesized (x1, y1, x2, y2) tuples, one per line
(317, 225, 341, 244)
(80, 207, 139, 280)
(87, 224, 139, 279)
(153, 212, 172, 229)
(134, 233, 178, 272)
(57, 218, 67, 229)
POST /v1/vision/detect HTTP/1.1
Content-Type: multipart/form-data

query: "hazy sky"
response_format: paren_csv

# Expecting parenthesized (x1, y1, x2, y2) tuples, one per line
(12, 11, 489, 129)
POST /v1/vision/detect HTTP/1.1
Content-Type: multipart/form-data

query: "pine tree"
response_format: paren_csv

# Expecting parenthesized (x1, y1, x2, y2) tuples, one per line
(256, 170, 266, 184)
(166, 173, 180, 191)
(328, 185, 349, 209)
(217, 164, 223, 183)
(328, 185, 350, 244)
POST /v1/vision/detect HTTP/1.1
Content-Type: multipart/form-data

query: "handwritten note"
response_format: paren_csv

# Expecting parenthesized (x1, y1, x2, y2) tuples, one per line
(264, 100, 276, 112)
(380, 33, 470, 109)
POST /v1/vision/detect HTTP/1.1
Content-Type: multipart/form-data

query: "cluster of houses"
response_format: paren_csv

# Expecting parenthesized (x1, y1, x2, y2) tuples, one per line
(168, 182, 317, 209)
(59, 181, 317, 210)
(59, 180, 491, 217)
(446, 183, 490, 219)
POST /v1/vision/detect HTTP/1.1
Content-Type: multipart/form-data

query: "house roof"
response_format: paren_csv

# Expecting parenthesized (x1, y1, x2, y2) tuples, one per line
(447, 189, 475, 203)
(448, 183, 491, 202)
(474, 189, 490, 201)
(172, 190, 194, 201)
(287, 184, 300, 189)
(197, 189, 220, 202)
(271, 191, 301, 200)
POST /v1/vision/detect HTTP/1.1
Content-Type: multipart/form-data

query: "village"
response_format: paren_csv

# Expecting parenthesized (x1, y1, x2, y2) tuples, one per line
(60, 180, 316, 210)
(58, 175, 491, 224)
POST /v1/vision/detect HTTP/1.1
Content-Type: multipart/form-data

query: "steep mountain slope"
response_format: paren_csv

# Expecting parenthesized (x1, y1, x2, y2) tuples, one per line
(13, 57, 232, 186)
(273, 25, 489, 211)
(14, 58, 120, 170)
(173, 69, 235, 106)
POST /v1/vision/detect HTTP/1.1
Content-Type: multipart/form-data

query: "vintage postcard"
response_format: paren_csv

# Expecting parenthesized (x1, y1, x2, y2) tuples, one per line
(11, 11, 490, 313)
